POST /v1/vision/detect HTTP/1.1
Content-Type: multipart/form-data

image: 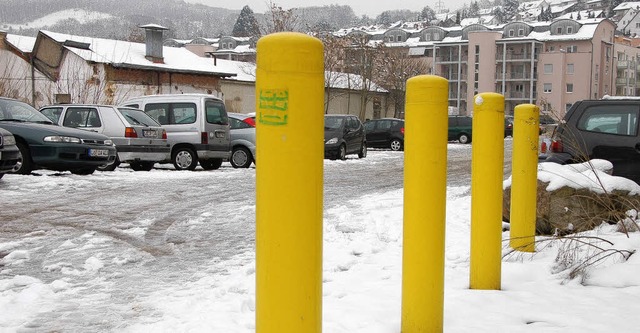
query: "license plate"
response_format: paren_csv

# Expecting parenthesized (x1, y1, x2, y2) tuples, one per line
(142, 130, 156, 138)
(88, 149, 109, 157)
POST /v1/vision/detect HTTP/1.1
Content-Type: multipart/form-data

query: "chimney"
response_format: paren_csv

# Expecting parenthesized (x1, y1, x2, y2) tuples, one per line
(140, 24, 168, 63)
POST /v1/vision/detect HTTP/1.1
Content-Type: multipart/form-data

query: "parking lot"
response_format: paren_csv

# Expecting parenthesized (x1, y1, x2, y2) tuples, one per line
(0, 142, 512, 330)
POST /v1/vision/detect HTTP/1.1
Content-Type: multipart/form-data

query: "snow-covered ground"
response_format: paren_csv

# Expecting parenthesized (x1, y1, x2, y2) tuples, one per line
(1, 150, 639, 332)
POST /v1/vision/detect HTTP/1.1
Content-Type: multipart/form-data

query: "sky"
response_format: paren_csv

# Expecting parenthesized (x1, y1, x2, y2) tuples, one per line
(1, 152, 640, 332)
(183, 0, 464, 18)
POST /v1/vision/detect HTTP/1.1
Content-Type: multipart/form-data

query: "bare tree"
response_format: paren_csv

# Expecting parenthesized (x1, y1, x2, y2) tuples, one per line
(342, 34, 383, 120)
(261, 1, 299, 34)
(316, 32, 350, 113)
(375, 46, 430, 118)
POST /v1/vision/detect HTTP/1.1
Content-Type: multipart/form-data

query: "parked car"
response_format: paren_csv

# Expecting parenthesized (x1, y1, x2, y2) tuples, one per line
(121, 94, 231, 171)
(505, 115, 514, 137)
(0, 127, 19, 179)
(0, 97, 116, 175)
(324, 114, 367, 160)
(543, 98, 640, 184)
(448, 115, 473, 144)
(40, 104, 170, 171)
(363, 118, 404, 151)
(228, 112, 256, 168)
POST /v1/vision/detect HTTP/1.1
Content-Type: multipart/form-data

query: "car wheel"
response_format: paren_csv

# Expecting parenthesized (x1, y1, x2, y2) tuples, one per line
(13, 141, 33, 175)
(358, 142, 367, 158)
(130, 161, 154, 171)
(201, 158, 223, 170)
(458, 133, 471, 144)
(230, 147, 253, 168)
(390, 139, 403, 151)
(97, 156, 119, 171)
(339, 144, 347, 160)
(173, 148, 198, 170)
(70, 168, 96, 175)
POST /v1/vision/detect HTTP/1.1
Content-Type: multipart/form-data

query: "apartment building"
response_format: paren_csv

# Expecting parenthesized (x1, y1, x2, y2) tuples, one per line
(337, 18, 616, 118)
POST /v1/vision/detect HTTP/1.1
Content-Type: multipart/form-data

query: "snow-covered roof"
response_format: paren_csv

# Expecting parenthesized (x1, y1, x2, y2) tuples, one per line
(614, 2, 640, 11)
(529, 20, 602, 41)
(39, 30, 236, 77)
(209, 58, 386, 93)
(5, 34, 36, 53)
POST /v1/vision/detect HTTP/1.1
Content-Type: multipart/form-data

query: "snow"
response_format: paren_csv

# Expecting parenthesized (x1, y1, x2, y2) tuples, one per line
(3, 9, 113, 31)
(1, 152, 639, 332)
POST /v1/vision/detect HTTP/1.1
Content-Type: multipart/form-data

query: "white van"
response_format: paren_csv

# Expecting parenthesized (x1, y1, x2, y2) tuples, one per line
(121, 94, 230, 170)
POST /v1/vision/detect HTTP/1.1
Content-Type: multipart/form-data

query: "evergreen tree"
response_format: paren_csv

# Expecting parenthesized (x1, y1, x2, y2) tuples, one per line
(493, 7, 504, 23)
(607, 0, 623, 18)
(545, 6, 553, 21)
(456, 11, 461, 24)
(469, 1, 480, 17)
(232, 5, 260, 37)
(503, 0, 520, 21)
(420, 6, 437, 22)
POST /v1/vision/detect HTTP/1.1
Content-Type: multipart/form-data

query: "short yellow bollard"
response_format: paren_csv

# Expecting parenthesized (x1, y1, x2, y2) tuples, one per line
(509, 104, 540, 252)
(255, 32, 324, 333)
(469, 93, 505, 290)
(401, 75, 448, 332)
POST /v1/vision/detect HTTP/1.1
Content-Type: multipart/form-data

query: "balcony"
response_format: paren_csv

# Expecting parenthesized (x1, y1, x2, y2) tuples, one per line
(496, 72, 538, 80)
(496, 53, 538, 61)
(441, 73, 468, 80)
(436, 55, 468, 63)
(616, 77, 635, 85)
(505, 91, 537, 99)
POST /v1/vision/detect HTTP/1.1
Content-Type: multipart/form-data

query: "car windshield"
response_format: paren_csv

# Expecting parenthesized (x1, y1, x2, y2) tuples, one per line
(118, 108, 161, 127)
(324, 117, 344, 130)
(0, 99, 54, 124)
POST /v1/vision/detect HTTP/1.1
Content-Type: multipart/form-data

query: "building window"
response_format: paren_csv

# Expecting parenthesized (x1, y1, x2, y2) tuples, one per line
(566, 83, 573, 93)
(425, 34, 431, 41)
(636, 22, 640, 28)
(518, 28, 524, 36)
(509, 29, 514, 37)
(556, 27, 563, 34)
(567, 26, 573, 34)
(567, 45, 577, 53)
(565, 103, 572, 112)
(544, 83, 552, 93)
(567, 63, 574, 74)
(434, 33, 440, 40)
(397, 35, 402, 42)
(544, 64, 553, 74)
(515, 84, 524, 92)
(221, 43, 226, 48)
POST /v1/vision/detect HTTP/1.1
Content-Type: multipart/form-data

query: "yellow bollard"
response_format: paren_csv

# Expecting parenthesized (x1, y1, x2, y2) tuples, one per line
(469, 93, 505, 290)
(509, 104, 540, 252)
(255, 32, 324, 333)
(401, 75, 448, 332)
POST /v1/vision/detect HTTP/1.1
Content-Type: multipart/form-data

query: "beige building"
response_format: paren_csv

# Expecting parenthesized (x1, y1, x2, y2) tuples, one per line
(337, 18, 618, 118)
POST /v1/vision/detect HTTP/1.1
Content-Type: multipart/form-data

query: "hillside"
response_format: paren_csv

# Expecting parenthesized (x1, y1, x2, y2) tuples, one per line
(0, 0, 362, 40)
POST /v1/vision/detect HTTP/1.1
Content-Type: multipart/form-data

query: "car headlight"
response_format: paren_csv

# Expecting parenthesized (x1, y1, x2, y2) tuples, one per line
(44, 135, 81, 143)
(105, 139, 114, 146)
(326, 137, 338, 145)
(2, 135, 16, 146)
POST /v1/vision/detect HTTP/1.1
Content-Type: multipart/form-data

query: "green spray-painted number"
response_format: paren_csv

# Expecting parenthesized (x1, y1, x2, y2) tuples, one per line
(259, 89, 289, 125)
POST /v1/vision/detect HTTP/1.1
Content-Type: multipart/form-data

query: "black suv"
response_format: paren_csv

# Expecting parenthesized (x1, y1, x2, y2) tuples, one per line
(324, 114, 367, 160)
(363, 118, 405, 151)
(544, 98, 639, 184)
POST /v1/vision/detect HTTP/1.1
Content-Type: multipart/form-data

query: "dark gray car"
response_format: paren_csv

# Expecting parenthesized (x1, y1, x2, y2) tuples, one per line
(324, 114, 367, 160)
(0, 127, 19, 179)
(0, 97, 117, 175)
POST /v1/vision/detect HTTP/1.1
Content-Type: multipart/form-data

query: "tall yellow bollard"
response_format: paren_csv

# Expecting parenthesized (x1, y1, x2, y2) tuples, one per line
(469, 93, 505, 290)
(401, 75, 448, 333)
(255, 32, 324, 333)
(509, 104, 540, 252)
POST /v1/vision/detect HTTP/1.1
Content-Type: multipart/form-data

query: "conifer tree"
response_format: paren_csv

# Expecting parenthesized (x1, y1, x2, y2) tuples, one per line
(232, 5, 261, 37)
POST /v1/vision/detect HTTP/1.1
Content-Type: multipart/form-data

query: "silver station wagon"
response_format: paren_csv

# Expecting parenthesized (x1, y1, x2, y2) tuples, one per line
(40, 105, 170, 171)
